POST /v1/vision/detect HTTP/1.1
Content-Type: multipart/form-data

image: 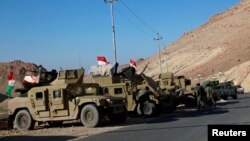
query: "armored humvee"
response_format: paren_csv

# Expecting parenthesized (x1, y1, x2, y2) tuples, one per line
(202, 80, 237, 100)
(92, 67, 178, 116)
(0, 68, 127, 130)
(159, 72, 197, 107)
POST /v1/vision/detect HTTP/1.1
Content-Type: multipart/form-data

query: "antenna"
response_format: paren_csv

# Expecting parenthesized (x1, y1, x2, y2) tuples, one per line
(78, 52, 82, 68)
(104, 0, 118, 63)
(154, 33, 163, 74)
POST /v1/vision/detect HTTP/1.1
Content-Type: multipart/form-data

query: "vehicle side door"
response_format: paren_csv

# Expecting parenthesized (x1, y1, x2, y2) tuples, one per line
(30, 89, 50, 118)
(49, 89, 69, 117)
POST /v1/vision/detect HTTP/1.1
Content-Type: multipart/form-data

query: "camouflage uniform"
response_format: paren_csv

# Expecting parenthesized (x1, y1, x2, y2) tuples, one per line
(195, 84, 207, 111)
(205, 87, 216, 109)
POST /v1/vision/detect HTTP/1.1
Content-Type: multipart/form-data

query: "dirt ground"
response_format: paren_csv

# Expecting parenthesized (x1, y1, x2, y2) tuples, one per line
(0, 121, 123, 140)
(0, 117, 156, 141)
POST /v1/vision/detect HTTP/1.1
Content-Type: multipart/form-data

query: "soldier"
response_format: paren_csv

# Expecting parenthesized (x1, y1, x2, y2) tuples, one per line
(195, 83, 207, 111)
(205, 87, 216, 110)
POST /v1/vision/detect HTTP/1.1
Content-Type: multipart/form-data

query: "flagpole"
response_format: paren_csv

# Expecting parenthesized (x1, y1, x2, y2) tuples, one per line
(105, 0, 118, 63)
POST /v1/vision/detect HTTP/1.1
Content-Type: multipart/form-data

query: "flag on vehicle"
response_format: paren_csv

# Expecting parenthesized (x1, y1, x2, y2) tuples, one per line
(5, 71, 15, 97)
(129, 59, 136, 68)
(97, 56, 109, 65)
(23, 76, 37, 84)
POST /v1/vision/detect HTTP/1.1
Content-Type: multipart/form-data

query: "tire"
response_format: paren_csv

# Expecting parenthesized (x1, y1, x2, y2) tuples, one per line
(80, 104, 100, 128)
(137, 101, 155, 116)
(164, 104, 176, 114)
(109, 106, 127, 124)
(14, 109, 35, 130)
(48, 121, 63, 127)
(232, 95, 238, 99)
(182, 94, 197, 107)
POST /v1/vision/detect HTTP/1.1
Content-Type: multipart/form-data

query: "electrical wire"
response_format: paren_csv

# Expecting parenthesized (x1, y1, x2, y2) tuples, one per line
(114, 7, 153, 39)
(120, 0, 158, 34)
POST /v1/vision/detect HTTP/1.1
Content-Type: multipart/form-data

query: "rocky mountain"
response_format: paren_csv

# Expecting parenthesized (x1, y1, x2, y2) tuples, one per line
(1, 1, 250, 93)
(137, 0, 250, 91)
(0, 60, 43, 94)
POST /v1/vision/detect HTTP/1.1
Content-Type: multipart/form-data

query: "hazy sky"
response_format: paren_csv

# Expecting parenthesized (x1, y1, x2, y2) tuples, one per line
(0, 0, 240, 73)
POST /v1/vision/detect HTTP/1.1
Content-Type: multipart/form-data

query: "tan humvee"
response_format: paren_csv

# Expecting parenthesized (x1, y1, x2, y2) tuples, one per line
(92, 68, 178, 116)
(159, 72, 197, 107)
(1, 68, 127, 130)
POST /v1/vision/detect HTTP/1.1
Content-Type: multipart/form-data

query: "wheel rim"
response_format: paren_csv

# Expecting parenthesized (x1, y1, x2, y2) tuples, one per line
(85, 110, 94, 123)
(143, 105, 151, 114)
(19, 115, 28, 128)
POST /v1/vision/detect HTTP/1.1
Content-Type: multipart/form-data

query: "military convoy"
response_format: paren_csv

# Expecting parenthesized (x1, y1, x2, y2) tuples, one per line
(0, 64, 242, 131)
(0, 68, 127, 130)
(202, 80, 238, 100)
(92, 67, 179, 116)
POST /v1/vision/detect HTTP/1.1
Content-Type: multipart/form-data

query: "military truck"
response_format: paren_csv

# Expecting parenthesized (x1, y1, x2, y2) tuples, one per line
(0, 68, 127, 130)
(202, 80, 237, 100)
(92, 67, 178, 116)
(159, 72, 197, 107)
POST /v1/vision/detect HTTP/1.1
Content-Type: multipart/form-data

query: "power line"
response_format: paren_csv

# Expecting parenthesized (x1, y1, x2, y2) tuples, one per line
(120, 0, 158, 34)
(113, 7, 153, 39)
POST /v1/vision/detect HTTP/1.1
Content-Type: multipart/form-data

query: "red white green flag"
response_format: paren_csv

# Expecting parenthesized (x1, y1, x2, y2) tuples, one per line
(5, 71, 15, 97)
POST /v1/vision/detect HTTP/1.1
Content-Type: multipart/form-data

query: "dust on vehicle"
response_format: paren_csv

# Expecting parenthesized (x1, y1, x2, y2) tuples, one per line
(1, 68, 127, 130)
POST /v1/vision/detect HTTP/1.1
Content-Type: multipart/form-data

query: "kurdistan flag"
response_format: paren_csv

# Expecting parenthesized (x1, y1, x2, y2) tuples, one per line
(5, 71, 15, 97)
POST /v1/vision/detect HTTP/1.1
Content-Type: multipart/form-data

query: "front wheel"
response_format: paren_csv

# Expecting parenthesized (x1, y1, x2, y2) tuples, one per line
(80, 104, 100, 128)
(14, 109, 35, 130)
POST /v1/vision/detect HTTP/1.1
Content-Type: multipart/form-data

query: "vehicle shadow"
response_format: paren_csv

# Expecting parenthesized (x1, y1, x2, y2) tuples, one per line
(222, 105, 250, 110)
(237, 93, 250, 100)
(0, 136, 77, 141)
(106, 120, 250, 134)
(216, 100, 239, 106)
(171, 107, 228, 119)
(100, 106, 228, 127)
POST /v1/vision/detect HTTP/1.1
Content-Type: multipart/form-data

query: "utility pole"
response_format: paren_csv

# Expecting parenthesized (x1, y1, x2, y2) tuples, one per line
(165, 52, 169, 72)
(154, 33, 163, 74)
(104, 0, 118, 63)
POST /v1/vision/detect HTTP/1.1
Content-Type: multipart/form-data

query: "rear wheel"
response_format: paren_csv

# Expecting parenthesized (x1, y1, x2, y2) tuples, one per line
(80, 104, 100, 128)
(137, 101, 156, 116)
(14, 109, 35, 130)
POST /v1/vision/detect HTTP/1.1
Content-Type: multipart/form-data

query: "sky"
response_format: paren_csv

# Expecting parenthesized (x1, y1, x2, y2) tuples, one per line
(0, 0, 240, 73)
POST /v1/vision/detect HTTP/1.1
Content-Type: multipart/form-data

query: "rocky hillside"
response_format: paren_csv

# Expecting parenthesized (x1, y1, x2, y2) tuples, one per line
(137, 0, 250, 91)
(0, 60, 42, 94)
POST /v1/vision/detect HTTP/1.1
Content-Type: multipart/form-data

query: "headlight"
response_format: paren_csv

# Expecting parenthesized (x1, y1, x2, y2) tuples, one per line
(106, 99, 113, 104)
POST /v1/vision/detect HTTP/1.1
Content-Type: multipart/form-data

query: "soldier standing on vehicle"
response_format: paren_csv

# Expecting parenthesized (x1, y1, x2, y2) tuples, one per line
(195, 83, 206, 111)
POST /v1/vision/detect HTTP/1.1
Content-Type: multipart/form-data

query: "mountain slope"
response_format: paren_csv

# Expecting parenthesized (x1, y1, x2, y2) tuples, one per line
(138, 0, 250, 91)
(0, 60, 42, 94)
